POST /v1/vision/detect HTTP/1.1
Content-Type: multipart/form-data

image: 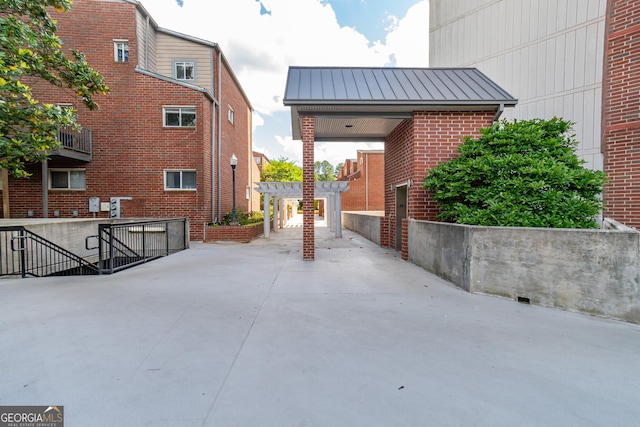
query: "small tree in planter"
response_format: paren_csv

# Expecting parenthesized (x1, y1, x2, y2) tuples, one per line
(422, 118, 607, 228)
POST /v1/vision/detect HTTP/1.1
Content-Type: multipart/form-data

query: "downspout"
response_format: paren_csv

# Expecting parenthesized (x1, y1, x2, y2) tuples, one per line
(210, 46, 217, 223)
(216, 48, 222, 222)
(42, 161, 48, 218)
(493, 103, 504, 123)
(145, 16, 149, 70)
(365, 153, 369, 210)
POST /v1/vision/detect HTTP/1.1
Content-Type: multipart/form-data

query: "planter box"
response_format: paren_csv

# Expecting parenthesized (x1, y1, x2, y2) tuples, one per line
(203, 222, 264, 243)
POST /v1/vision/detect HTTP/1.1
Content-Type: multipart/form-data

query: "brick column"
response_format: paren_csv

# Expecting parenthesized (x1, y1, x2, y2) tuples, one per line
(602, 0, 640, 228)
(302, 116, 315, 260)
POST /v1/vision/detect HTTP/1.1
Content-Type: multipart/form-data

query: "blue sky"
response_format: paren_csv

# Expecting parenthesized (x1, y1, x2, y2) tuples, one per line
(326, 0, 426, 44)
(144, 0, 429, 167)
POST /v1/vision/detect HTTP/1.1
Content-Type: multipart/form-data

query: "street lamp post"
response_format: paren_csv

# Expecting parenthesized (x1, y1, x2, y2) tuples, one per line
(230, 154, 238, 225)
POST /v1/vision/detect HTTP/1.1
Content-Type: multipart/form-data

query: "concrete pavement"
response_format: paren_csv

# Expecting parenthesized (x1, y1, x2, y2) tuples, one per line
(1, 219, 639, 426)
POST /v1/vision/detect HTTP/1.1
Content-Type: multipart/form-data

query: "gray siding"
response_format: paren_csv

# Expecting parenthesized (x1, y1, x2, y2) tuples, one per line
(135, 9, 157, 72)
(430, 0, 606, 170)
(155, 33, 213, 93)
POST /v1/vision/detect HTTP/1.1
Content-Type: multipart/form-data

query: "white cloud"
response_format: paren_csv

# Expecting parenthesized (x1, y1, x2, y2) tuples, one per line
(252, 111, 264, 132)
(141, 0, 428, 162)
(384, 1, 429, 67)
(274, 135, 302, 164)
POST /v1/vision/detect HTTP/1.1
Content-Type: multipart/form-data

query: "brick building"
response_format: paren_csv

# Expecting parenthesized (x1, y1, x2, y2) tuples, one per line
(283, 66, 516, 260)
(430, 0, 640, 229)
(602, 0, 640, 228)
(3, 0, 253, 239)
(336, 150, 384, 211)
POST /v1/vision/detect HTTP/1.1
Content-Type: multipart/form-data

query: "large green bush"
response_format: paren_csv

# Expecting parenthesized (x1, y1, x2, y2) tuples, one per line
(422, 118, 606, 228)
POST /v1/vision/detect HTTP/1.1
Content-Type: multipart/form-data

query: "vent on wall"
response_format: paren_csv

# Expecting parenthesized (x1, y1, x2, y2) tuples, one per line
(517, 296, 531, 304)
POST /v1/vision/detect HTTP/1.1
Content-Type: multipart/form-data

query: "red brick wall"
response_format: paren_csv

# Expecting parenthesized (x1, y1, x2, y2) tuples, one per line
(384, 112, 494, 250)
(218, 58, 252, 220)
(204, 222, 264, 243)
(602, 0, 640, 228)
(341, 152, 384, 211)
(2, 0, 251, 240)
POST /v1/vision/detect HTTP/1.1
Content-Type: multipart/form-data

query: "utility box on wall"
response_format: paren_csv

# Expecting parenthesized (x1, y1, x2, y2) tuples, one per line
(110, 198, 120, 218)
(109, 197, 132, 218)
(88, 197, 100, 213)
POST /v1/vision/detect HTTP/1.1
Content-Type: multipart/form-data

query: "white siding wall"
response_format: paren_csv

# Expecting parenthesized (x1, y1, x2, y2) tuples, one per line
(430, 0, 606, 170)
(155, 33, 213, 93)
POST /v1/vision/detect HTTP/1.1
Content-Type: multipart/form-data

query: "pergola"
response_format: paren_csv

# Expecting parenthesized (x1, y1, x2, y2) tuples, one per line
(254, 181, 350, 238)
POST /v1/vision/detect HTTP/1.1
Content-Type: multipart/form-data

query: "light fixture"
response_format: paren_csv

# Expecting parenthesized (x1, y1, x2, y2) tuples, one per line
(230, 154, 238, 224)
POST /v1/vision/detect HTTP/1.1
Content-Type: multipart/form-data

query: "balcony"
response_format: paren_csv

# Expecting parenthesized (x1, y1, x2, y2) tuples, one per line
(51, 126, 92, 161)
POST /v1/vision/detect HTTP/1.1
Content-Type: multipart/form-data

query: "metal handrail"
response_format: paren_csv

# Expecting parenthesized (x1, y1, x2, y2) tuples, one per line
(0, 226, 98, 277)
(0, 219, 187, 278)
(56, 126, 92, 154)
(98, 218, 188, 274)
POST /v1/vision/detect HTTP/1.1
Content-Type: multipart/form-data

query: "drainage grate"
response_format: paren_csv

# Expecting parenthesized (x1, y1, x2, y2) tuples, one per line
(517, 296, 531, 304)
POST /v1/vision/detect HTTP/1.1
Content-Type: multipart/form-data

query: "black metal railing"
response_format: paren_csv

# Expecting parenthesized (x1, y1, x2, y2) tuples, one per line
(0, 219, 188, 278)
(0, 226, 99, 278)
(96, 219, 188, 274)
(56, 125, 92, 154)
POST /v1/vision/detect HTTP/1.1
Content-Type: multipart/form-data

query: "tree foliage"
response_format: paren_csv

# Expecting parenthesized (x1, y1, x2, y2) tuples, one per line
(0, 0, 109, 177)
(260, 157, 302, 182)
(334, 161, 344, 177)
(314, 160, 336, 181)
(422, 118, 606, 228)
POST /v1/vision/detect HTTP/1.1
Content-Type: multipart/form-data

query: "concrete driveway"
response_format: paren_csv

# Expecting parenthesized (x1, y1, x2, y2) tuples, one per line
(1, 221, 639, 426)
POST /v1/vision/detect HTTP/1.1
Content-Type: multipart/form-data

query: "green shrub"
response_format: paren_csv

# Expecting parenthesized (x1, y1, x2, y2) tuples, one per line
(220, 208, 264, 226)
(421, 118, 606, 228)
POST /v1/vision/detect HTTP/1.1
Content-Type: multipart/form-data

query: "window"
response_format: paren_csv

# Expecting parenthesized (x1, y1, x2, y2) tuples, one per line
(163, 107, 196, 127)
(174, 61, 195, 81)
(165, 170, 196, 190)
(228, 106, 234, 124)
(114, 40, 129, 62)
(50, 169, 86, 190)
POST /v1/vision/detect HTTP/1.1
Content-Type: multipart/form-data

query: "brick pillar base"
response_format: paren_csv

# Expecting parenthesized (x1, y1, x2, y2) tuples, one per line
(380, 216, 390, 247)
(401, 218, 409, 261)
(302, 116, 315, 260)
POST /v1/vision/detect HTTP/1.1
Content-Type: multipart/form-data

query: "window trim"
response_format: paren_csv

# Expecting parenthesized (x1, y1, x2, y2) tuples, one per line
(114, 39, 129, 63)
(227, 105, 234, 124)
(49, 168, 87, 191)
(172, 59, 197, 81)
(163, 106, 197, 128)
(164, 169, 197, 191)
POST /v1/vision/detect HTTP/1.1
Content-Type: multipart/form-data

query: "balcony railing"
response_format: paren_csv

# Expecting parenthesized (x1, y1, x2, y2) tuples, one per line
(54, 126, 92, 160)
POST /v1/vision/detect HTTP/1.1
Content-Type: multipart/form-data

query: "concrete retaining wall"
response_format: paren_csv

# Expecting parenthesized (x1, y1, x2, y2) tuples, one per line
(342, 212, 384, 245)
(408, 219, 640, 324)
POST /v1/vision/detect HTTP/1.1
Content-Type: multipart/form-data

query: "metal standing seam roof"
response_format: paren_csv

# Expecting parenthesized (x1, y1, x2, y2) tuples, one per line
(283, 67, 518, 141)
(283, 67, 517, 106)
